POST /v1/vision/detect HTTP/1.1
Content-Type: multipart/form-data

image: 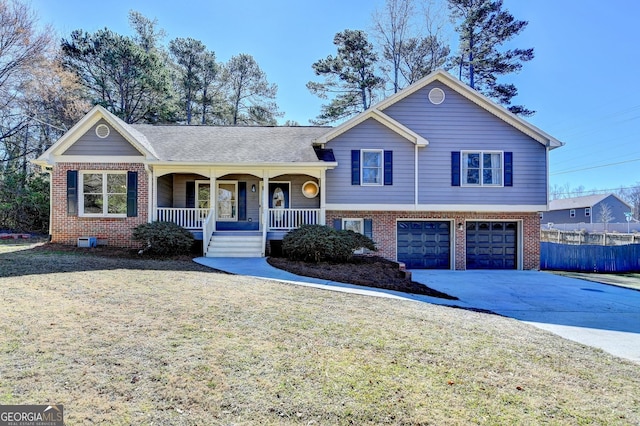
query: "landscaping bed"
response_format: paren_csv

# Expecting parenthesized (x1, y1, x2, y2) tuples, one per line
(268, 255, 457, 300)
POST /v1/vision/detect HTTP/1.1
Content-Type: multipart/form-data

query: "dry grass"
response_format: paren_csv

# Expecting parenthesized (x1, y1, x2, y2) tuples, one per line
(551, 271, 640, 291)
(1, 244, 640, 425)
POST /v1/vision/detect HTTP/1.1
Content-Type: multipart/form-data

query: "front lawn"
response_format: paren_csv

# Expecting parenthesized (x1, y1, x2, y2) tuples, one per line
(1, 244, 639, 425)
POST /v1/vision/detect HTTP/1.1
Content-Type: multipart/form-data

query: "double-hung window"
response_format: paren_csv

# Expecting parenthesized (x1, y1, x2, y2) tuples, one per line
(361, 150, 383, 185)
(462, 151, 503, 186)
(351, 149, 392, 186)
(80, 172, 127, 216)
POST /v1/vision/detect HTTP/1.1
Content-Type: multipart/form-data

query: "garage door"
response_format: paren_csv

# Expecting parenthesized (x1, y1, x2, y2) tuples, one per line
(397, 221, 451, 269)
(466, 222, 517, 269)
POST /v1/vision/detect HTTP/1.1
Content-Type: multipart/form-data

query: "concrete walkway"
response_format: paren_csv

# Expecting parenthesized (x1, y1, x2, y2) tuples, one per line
(194, 257, 640, 363)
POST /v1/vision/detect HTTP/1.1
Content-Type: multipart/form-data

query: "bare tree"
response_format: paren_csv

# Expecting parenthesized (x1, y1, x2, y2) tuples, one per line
(598, 203, 613, 232)
(372, 0, 450, 92)
(371, 0, 415, 93)
(0, 0, 52, 164)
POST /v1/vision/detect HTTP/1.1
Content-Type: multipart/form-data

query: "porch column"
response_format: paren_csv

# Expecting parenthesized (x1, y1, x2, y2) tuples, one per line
(262, 174, 269, 256)
(210, 174, 216, 232)
(150, 166, 156, 222)
(319, 169, 326, 225)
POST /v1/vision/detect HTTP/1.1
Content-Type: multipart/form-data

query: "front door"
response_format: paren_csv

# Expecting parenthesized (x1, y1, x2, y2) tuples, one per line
(217, 181, 237, 221)
(268, 182, 290, 209)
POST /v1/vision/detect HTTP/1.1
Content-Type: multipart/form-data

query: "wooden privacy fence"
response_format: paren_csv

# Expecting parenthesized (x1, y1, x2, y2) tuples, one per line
(540, 242, 640, 273)
(540, 229, 640, 246)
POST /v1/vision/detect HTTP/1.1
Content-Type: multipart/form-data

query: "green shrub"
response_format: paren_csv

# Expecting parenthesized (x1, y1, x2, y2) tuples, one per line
(282, 224, 376, 263)
(132, 221, 194, 256)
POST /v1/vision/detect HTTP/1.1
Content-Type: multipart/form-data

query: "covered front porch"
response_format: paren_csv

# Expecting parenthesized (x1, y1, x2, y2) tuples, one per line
(150, 167, 328, 256)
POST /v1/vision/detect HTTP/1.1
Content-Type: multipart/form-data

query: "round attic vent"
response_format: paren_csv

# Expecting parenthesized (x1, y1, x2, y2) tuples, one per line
(95, 124, 110, 138)
(428, 88, 445, 105)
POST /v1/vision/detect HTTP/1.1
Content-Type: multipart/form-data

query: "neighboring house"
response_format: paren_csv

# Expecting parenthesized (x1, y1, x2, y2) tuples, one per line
(34, 70, 563, 270)
(544, 194, 632, 225)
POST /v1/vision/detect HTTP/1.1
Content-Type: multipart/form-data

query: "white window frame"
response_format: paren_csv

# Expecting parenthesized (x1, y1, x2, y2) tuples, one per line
(79, 171, 127, 218)
(570, 209, 576, 218)
(361, 149, 383, 186)
(216, 181, 238, 221)
(342, 218, 365, 254)
(585, 207, 591, 217)
(461, 151, 504, 187)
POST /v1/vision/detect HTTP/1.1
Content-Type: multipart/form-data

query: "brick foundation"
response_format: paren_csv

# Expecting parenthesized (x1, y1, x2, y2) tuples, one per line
(326, 210, 540, 270)
(50, 163, 149, 248)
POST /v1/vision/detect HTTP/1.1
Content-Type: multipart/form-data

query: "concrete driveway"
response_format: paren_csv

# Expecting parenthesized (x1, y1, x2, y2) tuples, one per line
(410, 270, 640, 363)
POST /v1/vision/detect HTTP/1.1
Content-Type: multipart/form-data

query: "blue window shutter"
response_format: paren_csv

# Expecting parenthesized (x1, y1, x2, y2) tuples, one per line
(504, 152, 513, 187)
(185, 182, 195, 208)
(67, 170, 78, 216)
(351, 150, 360, 185)
(238, 182, 247, 221)
(126, 171, 138, 217)
(451, 151, 461, 186)
(364, 219, 373, 239)
(384, 151, 393, 185)
(333, 218, 342, 230)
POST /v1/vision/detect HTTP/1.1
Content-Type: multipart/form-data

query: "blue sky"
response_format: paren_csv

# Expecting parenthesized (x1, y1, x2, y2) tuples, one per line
(30, 0, 640, 193)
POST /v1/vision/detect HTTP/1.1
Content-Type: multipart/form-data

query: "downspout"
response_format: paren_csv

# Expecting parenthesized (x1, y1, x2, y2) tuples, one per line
(414, 144, 419, 210)
(45, 166, 53, 241)
(320, 168, 326, 225)
(145, 164, 154, 223)
(262, 173, 269, 257)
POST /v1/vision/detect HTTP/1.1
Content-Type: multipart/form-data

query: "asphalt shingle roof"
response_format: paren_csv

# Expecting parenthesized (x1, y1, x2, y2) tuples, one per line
(129, 125, 333, 163)
(549, 194, 614, 210)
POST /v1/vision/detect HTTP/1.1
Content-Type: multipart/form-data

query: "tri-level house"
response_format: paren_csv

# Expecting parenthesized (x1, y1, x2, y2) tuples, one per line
(34, 70, 563, 270)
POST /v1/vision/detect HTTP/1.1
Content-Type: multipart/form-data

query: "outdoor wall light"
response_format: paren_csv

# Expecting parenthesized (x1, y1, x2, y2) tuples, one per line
(458, 223, 464, 231)
(251, 184, 256, 192)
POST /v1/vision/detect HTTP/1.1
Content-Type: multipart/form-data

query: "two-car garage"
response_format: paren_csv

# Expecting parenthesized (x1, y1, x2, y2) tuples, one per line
(397, 220, 518, 270)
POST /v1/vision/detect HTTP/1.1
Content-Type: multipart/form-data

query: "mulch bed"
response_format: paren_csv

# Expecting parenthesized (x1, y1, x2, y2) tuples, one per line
(267, 255, 457, 300)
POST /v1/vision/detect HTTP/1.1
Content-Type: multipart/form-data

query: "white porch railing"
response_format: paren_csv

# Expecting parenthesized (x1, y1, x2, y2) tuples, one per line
(157, 208, 211, 230)
(202, 209, 216, 255)
(268, 208, 321, 231)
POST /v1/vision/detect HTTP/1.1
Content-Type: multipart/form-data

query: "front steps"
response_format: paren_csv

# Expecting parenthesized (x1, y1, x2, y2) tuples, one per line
(205, 233, 263, 257)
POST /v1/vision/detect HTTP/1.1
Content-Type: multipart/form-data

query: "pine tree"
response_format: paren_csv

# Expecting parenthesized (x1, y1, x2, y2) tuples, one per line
(307, 29, 384, 124)
(448, 0, 534, 115)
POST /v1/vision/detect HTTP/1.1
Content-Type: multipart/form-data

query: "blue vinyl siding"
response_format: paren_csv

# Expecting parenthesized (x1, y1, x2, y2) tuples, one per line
(325, 118, 415, 205)
(382, 83, 548, 206)
(62, 119, 143, 156)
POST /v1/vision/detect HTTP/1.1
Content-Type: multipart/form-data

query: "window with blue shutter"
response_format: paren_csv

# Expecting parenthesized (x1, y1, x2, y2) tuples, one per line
(126, 171, 138, 217)
(384, 151, 393, 185)
(67, 170, 78, 216)
(364, 219, 373, 239)
(351, 151, 360, 185)
(186, 182, 195, 208)
(451, 152, 461, 186)
(352, 149, 392, 186)
(504, 152, 513, 187)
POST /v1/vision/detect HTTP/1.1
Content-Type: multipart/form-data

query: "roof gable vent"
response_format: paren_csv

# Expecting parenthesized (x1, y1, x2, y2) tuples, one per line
(428, 88, 445, 105)
(95, 124, 110, 138)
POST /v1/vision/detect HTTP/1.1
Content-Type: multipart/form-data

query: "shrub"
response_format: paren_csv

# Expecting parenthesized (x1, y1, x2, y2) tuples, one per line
(282, 224, 376, 263)
(132, 221, 194, 256)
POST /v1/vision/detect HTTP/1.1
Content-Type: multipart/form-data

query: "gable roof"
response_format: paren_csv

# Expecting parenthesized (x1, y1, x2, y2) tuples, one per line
(313, 109, 428, 146)
(34, 105, 158, 166)
(130, 124, 332, 164)
(34, 105, 336, 166)
(549, 194, 631, 210)
(315, 69, 563, 149)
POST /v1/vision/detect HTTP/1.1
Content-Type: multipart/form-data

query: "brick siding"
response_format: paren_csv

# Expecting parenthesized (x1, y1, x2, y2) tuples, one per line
(50, 163, 149, 248)
(326, 210, 540, 270)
